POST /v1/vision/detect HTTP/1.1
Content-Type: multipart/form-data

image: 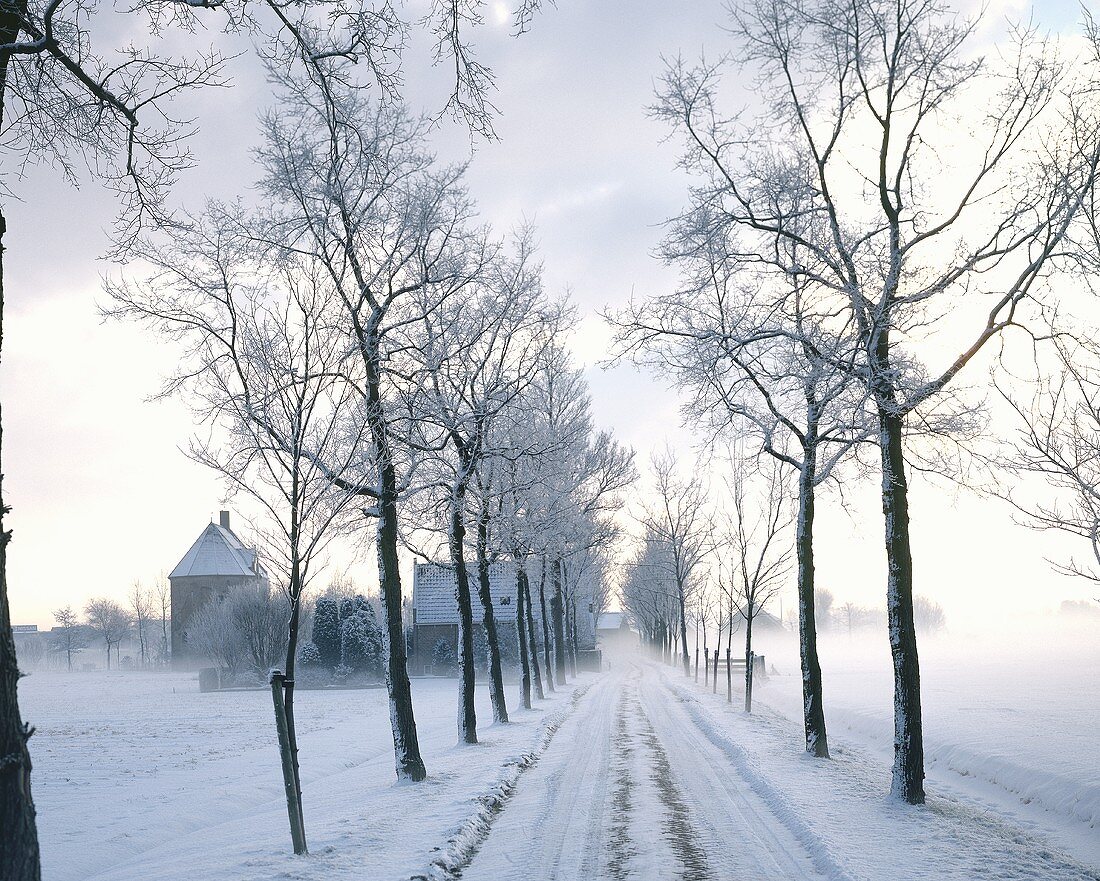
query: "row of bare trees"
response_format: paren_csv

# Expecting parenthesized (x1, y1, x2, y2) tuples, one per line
(611, 0, 1100, 805)
(42, 580, 172, 673)
(104, 66, 634, 856)
(0, 0, 557, 872)
(621, 450, 790, 712)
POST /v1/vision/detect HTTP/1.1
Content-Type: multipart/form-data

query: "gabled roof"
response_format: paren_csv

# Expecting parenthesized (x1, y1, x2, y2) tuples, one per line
(412, 561, 517, 625)
(170, 522, 266, 580)
(597, 611, 626, 631)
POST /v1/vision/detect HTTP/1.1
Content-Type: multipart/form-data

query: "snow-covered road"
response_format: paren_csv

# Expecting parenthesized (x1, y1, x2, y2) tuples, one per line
(460, 658, 1100, 881)
(462, 661, 824, 881)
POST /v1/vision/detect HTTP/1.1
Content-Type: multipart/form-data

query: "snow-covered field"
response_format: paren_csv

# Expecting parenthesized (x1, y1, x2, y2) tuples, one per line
(18, 670, 589, 881)
(18, 624, 1100, 881)
(749, 618, 1100, 866)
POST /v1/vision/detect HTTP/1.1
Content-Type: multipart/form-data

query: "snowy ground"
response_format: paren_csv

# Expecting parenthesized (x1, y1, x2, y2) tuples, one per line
(747, 619, 1100, 866)
(19, 670, 590, 881)
(19, 632, 1100, 880)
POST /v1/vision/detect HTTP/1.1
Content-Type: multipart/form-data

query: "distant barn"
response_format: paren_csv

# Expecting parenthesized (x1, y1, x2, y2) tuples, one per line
(410, 561, 517, 674)
(169, 510, 269, 668)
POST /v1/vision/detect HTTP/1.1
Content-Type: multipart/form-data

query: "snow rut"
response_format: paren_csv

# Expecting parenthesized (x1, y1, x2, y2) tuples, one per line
(409, 682, 592, 881)
(603, 671, 714, 881)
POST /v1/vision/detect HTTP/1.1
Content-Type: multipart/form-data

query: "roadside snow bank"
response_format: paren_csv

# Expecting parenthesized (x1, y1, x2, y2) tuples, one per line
(412, 683, 591, 881)
(659, 663, 1100, 881)
(746, 624, 1100, 843)
(931, 737, 1099, 828)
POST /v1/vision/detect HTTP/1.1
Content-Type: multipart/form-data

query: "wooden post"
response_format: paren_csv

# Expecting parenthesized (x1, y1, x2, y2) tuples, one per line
(746, 651, 755, 713)
(726, 648, 732, 703)
(712, 649, 718, 694)
(270, 670, 307, 855)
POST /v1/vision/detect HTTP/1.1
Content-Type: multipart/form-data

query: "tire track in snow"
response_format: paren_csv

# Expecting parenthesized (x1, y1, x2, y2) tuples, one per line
(638, 665, 832, 881)
(635, 705, 714, 881)
(604, 664, 713, 881)
(606, 687, 637, 881)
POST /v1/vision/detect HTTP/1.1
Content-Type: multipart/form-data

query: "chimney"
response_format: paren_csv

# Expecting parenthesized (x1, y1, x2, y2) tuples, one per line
(219, 510, 231, 532)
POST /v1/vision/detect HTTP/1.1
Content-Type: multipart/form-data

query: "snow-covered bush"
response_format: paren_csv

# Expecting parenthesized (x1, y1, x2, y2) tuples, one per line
(432, 638, 457, 674)
(340, 608, 382, 677)
(188, 599, 247, 681)
(312, 598, 341, 670)
(298, 640, 321, 667)
(188, 586, 290, 683)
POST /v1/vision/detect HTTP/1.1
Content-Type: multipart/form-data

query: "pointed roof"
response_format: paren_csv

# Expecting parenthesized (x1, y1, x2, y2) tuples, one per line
(169, 522, 265, 580)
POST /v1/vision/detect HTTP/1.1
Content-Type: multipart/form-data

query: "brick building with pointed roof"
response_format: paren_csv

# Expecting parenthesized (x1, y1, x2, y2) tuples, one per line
(169, 510, 270, 668)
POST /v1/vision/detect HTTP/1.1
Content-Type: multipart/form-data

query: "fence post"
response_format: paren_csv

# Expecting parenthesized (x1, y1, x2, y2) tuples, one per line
(726, 648, 732, 703)
(270, 670, 307, 855)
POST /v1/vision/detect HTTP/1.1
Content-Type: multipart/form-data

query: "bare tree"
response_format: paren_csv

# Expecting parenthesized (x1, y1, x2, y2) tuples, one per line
(652, 0, 1100, 802)
(720, 457, 793, 713)
(913, 596, 946, 635)
(999, 332, 1100, 583)
(637, 449, 713, 677)
(610, 244, 868, 758)
(154, 575, 171, 666)
(0, 0, 551, 869)
(49, 607, 88, 672)
(407, 232, 562, 740)
(621, 535, 679, 660)
(129, 583, 152, 668)
(83, 599, 132, 670)
(246, 79, 500, 782)
(107, 208, 369, 851)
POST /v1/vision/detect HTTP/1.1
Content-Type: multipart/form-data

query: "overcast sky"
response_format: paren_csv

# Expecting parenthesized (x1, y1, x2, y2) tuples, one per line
(3, 0, 1094, 631)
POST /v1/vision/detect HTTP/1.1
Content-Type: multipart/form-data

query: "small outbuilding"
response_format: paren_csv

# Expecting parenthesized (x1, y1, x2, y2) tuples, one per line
(410, 561, 517, 674)
(596, 611, 636, 650)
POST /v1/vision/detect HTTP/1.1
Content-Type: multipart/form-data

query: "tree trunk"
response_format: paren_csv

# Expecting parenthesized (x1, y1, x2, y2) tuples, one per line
(377, 479, 427, 779)
(538, 561, 555, 691)
(879, 406, 925, 804)
(796, 449, 829, 757)
(516, 566, 531, 710)
(551, 558, 566, 682)
(523, 579, 544, 700)
(360, 305, 426, 781)
(270, 671, 307, 854)
(676, 579, 690, 676)
(726, 646, 732, 704)
(743, 615, 752, 712)
(0, 200, 43, 880)
(474, 510, 508, 724)
(283, 532, 306, 842)
(567, 594, 578, 677)
(448, 494, 478, 743)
